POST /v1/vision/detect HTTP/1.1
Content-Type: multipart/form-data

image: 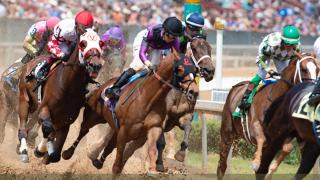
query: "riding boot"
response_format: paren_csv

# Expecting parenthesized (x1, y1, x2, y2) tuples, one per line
(21, 53, 34, 64)
(308, 78, 320, 106)
(105, 68, 136, 99)
(232, 74, 262, 118)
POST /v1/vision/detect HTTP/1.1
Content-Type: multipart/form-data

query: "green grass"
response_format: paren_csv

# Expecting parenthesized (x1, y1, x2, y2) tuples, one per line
(186, 151, 299, 174)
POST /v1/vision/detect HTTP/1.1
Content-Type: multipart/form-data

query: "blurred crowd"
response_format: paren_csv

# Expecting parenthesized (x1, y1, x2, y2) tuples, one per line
(1, 0, 320, 36)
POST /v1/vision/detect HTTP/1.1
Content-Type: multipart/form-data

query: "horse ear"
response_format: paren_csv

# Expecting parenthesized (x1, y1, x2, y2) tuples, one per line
(172, 47, 180, 60)
(176, 65, 185, 77)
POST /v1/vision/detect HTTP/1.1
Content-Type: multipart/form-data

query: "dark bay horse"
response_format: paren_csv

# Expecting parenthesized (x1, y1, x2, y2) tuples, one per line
(155, 38, 215, 172)
(17, 28, 104, 163)
(217, 53, 318, 179)
(257, 81, 320, 180)
(62, 48, 198, 173)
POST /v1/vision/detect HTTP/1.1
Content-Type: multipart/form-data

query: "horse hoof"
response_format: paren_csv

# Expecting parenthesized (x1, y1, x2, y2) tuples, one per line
(156, 163, 165, 172)
(19, 151, 29, 163)
(92, 159, 103, 169)
(34, 146, 46, 158)
(48, 152, 61, 163)
(251, 161, 260, 172)
(62, 149, 74, 160)
(42, 154, 50, 165)
(112, 165, 122, 174)
(147, 168, 159, 176)
(174, 150, 186, 162)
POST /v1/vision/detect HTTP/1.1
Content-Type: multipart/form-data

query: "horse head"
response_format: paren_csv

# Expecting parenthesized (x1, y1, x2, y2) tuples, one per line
(171, 48, 199, 102)
(281, 52, 319, 84)
(78, 28, 105, 79)
(186, 37, 215, 82)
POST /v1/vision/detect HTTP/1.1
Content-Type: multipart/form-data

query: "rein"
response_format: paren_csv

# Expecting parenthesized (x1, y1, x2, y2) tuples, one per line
(186, 42, 211, 70)
(294, 56, 315, 83)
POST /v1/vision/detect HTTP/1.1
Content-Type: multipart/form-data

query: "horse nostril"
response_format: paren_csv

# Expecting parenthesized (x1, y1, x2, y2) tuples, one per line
(189, 90, 194, 95)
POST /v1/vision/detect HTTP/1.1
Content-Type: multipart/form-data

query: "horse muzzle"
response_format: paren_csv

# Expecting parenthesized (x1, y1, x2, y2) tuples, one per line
(200, 67, 215, 82)
(86, 63, 102, 79)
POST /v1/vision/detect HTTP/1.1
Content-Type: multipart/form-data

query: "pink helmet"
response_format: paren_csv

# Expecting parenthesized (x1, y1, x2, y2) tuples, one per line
(46, 16, 60, 30)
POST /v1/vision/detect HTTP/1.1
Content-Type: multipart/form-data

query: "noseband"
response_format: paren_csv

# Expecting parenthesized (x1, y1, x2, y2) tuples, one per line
(294, 56, 317, 83)
(187, 41, 211, 70)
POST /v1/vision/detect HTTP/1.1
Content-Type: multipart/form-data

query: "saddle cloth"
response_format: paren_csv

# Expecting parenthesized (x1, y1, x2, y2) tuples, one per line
(292, 92, 320, 122)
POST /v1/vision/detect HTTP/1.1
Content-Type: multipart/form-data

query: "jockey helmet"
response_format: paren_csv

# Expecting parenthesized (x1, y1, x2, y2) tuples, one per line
(163, 17, 183, 37)
(75, 10, 94, 33)
(186, 12, 204, 28)
(108, 26, 123, 40)
(281, 25, 300, 45)
(46, 16, 60, 30)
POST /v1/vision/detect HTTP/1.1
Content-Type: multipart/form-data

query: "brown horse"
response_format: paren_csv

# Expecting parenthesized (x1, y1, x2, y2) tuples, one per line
(62, 47, 198, 173)
(217, 53, 318, 179)
(155, 38, 215, 172)
(256, 81, 320, 180)
(61, 38, 214, 171)
(17, 28, 104, 163)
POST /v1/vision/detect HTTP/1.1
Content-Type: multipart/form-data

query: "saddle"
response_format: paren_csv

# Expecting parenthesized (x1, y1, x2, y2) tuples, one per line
(100, 69, 149, 128)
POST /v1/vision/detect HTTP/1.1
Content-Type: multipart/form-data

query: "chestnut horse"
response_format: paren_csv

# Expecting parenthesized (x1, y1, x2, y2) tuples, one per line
(62, 47, 199, 173)
(256, 81, 320, 180)
(217, 53, 318, 179)
(155, 38, 215, 172)
(61, 38, 214, 171)
(17, 28, 104, 163)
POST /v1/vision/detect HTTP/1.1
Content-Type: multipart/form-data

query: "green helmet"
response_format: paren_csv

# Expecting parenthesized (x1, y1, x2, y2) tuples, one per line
(281, 26, 300, 45)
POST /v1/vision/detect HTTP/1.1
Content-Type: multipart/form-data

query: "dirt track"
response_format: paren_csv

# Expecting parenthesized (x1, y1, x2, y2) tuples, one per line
(0, 110, 197, 175)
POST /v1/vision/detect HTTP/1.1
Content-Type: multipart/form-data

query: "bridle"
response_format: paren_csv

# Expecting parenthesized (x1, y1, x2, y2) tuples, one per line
(294, 56, 317, 83)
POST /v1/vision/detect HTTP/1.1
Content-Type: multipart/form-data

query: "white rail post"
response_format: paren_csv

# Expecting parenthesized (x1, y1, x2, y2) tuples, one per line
(201, 111, 208, 172)
(313, 157, 320, 180)
(214, 18, 224, 89)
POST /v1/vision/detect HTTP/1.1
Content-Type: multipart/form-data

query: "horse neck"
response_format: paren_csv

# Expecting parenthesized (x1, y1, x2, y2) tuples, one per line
(271, 65, 296, 97)
(142, 54, 175, 102)
(60, 47, 88, 93)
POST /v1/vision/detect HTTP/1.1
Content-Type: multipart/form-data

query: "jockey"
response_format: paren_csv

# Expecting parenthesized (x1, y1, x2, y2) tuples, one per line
(22, 17, 60, 64)
(32, 11, 94, 81)
(307, 37, 320, 105)
(232, 25, 301, 117)
(101, 25, 126, 60)
(105, 16, 183, 99)
(180, 12, 206, 53)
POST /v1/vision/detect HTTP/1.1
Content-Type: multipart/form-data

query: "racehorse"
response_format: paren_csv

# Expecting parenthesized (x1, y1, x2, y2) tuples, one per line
(217, 53, 318, 179)
(62, 47, 198, 173)
(61, 37, 214, 172)
(155, 37, 215, 172)
(17, 28, 104, 163)
(0, 47, 50, 145)
(256, 81, 320, 180)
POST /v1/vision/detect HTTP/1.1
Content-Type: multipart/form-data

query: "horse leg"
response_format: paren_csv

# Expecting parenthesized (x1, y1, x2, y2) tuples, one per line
(123, 136, 148, 169)
(175, 113, 193, 162)
(155, 131, 166, 172)
(17, 96, 30, 163)
(147, 126, 162, 173)
(251, 121, 266, 172)
(34, 107, 54, 159)
(92, 133, 117, 169)
(217, 115, 234, 179)
(48, 126, 70, 163)
(26, 113, 40, 148)
(87, 125, 114, 161)
(256, 135, 287, 180)
(62, 113, 106, 160)
(293, 142, 320, 180)
(0, 98, 10, 144)
(112, 126, 127, 174)
(266, 137, 294, 179)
